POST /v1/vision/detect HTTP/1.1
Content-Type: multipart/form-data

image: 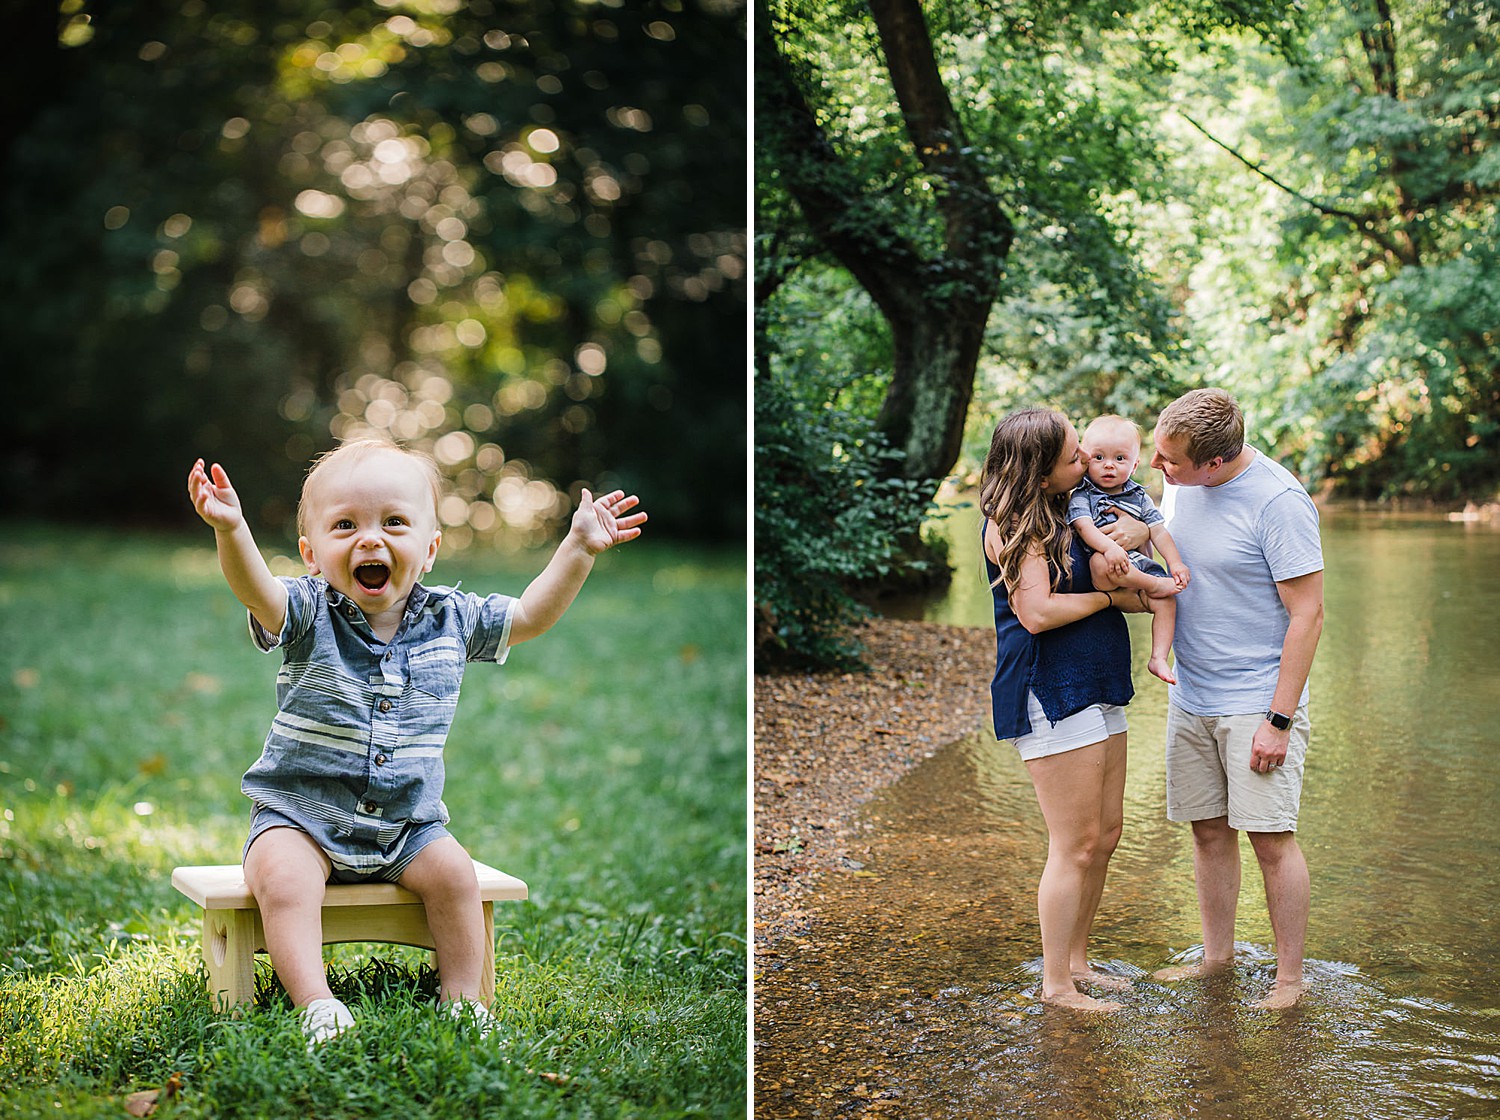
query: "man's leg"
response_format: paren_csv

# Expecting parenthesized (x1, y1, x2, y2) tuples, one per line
(1153, 815, 1240, 980)
(1247, 829, 1309, 1009)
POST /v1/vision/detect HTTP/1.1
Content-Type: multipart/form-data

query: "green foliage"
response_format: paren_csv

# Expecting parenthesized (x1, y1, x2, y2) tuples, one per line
(767, 0, 1500, 510)
(753, 369, 935, 670)
(0, 525, 745, 1115)
(1, 0, 745, 541)
(1133, 0, 1500, 498)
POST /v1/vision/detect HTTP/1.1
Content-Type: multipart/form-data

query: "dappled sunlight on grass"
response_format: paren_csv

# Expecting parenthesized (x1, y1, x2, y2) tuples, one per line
(0, 525, 746, 1116)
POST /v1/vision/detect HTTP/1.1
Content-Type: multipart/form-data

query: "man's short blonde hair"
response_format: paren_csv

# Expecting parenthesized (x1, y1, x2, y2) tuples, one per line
(1156, 389, 1244, 466)
(296, 437, 443, 536)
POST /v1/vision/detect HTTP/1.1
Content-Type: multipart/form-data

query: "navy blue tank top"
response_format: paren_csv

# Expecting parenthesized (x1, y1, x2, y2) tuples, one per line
(983, 526, 1134, 739)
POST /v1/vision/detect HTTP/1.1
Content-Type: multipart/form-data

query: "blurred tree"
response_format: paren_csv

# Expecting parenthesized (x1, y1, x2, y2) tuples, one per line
(1, 0, 745, 543)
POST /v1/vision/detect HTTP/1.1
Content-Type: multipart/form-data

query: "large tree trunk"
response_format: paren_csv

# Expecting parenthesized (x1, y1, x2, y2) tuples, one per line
(756, 0, 1013, 484)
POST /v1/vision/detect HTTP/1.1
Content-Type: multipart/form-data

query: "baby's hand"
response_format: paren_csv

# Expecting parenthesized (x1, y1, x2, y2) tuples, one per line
(1102, 543, 1130, 578)
(571, 488, 647, 555)
(1172, 566, 1191, 591)
(188, 459, 245, 532)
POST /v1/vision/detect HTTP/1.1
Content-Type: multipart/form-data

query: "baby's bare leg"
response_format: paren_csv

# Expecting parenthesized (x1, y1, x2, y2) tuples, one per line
(1089, 551, 1175, 597)
(399, 837, 488, 1004)
(244, 827, 333, 1007)
(1088, 551, 1125, 591)
(1146, 595, 1177, 684)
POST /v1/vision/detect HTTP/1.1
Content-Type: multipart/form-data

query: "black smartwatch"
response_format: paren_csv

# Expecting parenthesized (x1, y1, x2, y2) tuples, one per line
(1265, 709, 1293, 731)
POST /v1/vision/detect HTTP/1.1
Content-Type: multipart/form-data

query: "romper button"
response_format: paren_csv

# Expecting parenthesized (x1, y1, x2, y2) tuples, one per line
(379, 699, 392, 713)
(362, 801, 377, 814)
(375, 754, 386, 766)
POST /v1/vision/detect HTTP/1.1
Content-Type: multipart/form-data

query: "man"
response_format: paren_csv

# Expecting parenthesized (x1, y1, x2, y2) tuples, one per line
(1111, 388, 1324, 1009)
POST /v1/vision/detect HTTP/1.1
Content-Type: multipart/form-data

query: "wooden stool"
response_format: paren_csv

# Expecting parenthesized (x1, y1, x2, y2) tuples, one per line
(171, 860, 528, 1010)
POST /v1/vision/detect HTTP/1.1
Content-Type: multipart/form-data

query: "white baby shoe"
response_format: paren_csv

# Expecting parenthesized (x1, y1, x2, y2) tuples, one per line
(300, 996, 356, 1048)
(441, 998, 501, 1039)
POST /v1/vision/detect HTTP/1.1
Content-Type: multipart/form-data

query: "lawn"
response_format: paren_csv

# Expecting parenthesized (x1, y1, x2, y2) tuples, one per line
(0, 524, 747, 1118)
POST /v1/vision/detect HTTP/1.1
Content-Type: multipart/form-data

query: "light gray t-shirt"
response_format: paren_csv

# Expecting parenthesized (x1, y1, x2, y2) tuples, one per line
(1161, 450, 1323, 716)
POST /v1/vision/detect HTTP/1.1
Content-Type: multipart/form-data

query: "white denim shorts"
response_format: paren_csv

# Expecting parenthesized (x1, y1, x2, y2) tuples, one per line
(1012, 690, 1128, 761)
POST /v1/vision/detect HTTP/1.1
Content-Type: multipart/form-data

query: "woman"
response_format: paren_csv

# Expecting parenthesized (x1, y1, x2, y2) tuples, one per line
(981, 408, 1154, 1012)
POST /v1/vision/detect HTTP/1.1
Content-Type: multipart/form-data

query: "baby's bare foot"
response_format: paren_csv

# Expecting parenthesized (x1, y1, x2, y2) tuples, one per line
(1251, 980, 1307, 1010)
(1145, 575, 1179, 599)
(1147, 656, 1177, 684)
(1073, 967, 1133, 993)
(1152, 959, 1232, 982)
(1044, 990, 1123, 1013)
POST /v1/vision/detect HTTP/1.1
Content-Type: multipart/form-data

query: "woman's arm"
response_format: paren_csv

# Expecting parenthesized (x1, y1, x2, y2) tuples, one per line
(987, 521, 1124, 634)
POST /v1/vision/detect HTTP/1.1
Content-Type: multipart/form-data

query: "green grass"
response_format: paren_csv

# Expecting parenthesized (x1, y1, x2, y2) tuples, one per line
(0, 524, 747, 1118)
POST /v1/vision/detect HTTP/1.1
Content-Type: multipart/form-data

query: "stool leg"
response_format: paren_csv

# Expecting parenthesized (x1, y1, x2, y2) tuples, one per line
(203, 908, 258, 1011)
(480, 901, 495, 1007)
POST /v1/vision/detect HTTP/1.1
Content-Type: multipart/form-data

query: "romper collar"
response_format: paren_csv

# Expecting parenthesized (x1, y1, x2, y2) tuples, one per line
(320, 580, 446, 623)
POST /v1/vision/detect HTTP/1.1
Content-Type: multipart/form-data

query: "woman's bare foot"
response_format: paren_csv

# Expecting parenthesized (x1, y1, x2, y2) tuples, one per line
(1044, 989, 1123, 1013)
(1152, 959, 1232, 982)
(1147, 655, 1177, 684)
(1072, 967, 1133, 993)
(1251, 980, 1307, 1010)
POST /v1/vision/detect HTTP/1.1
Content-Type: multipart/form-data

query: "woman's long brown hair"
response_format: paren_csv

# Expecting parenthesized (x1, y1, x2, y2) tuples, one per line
(978, 408, 1074, 593)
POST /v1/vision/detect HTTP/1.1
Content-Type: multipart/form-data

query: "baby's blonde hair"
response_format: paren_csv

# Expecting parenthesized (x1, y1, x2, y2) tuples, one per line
(1082, 414, 1141, 450)
(296, 437, 443, 536)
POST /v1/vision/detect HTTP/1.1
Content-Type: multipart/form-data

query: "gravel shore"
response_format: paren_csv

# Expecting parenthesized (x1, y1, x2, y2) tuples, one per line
(753, 618, 995, 953)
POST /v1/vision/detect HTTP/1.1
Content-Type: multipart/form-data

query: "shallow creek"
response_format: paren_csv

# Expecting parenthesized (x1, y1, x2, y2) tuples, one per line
(755, 510, 1500, 1119)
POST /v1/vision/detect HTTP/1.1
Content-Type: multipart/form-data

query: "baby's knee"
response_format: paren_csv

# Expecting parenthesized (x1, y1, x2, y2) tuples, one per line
(1088, 552, 1119, 589)
(247, 864, 326, 911)
(402, 837, 480, 901)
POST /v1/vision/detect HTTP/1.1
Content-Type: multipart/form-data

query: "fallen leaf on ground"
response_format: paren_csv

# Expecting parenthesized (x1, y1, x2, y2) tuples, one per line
(123, 1073, 182, 1116)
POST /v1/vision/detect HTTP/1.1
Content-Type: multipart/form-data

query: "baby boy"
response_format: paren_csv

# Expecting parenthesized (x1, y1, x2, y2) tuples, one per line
(188, 437, 645, 1044)
(1068, 414, 1188, 684)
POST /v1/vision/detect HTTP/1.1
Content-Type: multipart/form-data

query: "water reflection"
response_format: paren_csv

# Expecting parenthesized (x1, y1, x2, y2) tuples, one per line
(756, 509, 1500, 1118)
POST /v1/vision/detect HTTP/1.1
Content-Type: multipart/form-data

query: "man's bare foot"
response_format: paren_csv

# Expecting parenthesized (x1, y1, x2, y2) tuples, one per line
(1147, 656, 1177, 684)
(1251, 980, 1307, 1010)
(1072, 967, 1133, 993)
(1043, 990, 1123, 1013)
(1152, 959, 1232, 982)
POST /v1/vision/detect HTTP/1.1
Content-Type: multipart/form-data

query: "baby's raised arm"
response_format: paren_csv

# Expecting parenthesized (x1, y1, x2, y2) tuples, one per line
(1148, 522, 1191, 590)
(508, 488, 646, 645)
(187, 459, 288, 636)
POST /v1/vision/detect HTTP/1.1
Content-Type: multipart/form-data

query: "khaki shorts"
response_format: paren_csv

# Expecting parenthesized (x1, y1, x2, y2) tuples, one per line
(1164, 705, 1309, 832)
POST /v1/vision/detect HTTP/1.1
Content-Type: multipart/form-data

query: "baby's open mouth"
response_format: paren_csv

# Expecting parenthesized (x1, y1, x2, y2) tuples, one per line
(354, 562, 390, 591)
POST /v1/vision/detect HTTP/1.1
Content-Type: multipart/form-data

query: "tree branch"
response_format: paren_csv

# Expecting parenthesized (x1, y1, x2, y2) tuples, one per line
(754, 6, 927, 328)
(866, 0, 1013, 264)
(1179, 112, 1413, 264)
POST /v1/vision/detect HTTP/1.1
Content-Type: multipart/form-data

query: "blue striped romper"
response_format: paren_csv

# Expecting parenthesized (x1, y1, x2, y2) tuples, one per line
(242, 576, 513, 882)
